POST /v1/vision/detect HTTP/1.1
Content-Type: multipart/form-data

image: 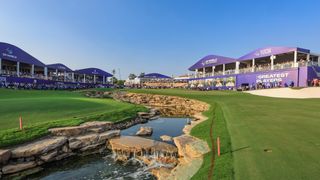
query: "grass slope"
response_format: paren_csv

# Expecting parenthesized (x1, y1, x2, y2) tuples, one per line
(128, 89, 320, 180)
(0, 89, 146, 147)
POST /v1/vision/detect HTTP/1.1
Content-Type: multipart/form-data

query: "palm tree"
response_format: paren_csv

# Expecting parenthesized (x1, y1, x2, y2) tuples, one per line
(112, 69, 116, 85)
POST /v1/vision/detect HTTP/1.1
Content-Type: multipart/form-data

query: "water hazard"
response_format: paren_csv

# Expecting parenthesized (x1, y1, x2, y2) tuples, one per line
(28, 117, 189, 180)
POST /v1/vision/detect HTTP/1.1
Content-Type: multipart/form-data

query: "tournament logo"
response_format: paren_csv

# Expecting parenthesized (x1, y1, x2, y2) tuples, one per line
(201, 58, 218, 66)
(2, 47, 17, 59)
(254, 48, 272, 57)
(5, 48, 13, 55)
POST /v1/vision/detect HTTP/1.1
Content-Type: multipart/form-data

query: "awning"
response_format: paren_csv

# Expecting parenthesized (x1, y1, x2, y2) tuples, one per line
(238, 47, 310, 61)
(46, 63, 73, 72)
(0, 42, 46, 67)
(74, 68, 112, 77)
(189, 55, 236, 71)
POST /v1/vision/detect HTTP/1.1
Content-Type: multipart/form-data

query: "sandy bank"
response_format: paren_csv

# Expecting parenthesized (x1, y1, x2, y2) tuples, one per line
(246, 87, 320, 99)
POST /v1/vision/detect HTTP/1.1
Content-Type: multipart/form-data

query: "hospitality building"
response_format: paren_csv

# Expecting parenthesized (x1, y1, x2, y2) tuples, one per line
(188, 47, 320, 89)
(0, 42, 112, 86)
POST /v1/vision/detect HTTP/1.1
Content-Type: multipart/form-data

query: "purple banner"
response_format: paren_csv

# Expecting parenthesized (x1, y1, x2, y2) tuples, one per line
(236, 69, 299, 87)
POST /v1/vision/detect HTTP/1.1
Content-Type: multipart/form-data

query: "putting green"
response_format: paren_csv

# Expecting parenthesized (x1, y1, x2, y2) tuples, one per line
(128, 89, 320, 180)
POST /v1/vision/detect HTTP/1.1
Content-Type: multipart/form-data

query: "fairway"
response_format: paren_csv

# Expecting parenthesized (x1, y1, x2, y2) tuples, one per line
(0, 89, 145, 147)
(128, 89, 320, 180)
(0, 89, 137, 130)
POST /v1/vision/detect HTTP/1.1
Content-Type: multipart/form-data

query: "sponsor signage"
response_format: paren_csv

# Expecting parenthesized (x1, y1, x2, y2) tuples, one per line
(0, 76, 7, 82)
(201, 58, 218, 66)
(2, 48, 17, 59)
(256, 72, 289, 83)
(236, 69, 299, 87)
(254, 48, 272, 57)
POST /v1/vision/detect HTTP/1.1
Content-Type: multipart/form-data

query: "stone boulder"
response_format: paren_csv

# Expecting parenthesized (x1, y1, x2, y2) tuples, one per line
(2, 161, 37, 174)
(48, 121, 113, 137)
(109, 136, 177, 156)
(68, 139, 83, 150)
(11, 137, 67, 158)
(173, 135, 210, 158)
(80, 121, 113, 130)
(98, 130, 120, 143)
(48, 126, 87, 136)
(71, 133, 99, 147)
(0, 149, 11, 164)
(39, 150, 58, 162)
(136, 127, 153, 136)
(137, 112, 152, 119)
(160, 135, 173, 142)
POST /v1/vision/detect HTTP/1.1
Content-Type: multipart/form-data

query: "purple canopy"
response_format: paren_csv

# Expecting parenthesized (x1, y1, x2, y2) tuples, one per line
(238, 46, 310, 61)
(74, 68, 112, 77)
(0, 42, 45, 67)
(47, 63, 73, 72)
(142, 73, 171, 79)
(188, 55, 236, 71)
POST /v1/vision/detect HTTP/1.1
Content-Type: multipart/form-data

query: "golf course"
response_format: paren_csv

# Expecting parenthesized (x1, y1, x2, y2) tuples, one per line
(1, 88, 320, 179)
(0, 89, 146, 147)
(128, 88, 320, 180)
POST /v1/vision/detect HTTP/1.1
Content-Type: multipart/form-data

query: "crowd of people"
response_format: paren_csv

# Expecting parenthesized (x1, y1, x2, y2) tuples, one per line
(194, 61, 306, 78)
(0, 81, 108, 90)
(242, 81, 295, 91)
(125, 79, 189, 89)
(310, 78, 320, 86)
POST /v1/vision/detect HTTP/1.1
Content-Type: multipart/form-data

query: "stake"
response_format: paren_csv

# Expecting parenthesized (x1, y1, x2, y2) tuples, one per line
(217, 137, 220, 156)
(19, 116, 23, 130)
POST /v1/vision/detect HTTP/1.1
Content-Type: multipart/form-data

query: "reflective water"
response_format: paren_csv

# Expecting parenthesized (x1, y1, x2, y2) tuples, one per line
(29, 117, 189, 180)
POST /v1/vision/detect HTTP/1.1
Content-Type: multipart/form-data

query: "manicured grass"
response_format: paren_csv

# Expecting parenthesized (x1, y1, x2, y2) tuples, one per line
(0, 89, 146, 148)
(127, 89, 320, 180)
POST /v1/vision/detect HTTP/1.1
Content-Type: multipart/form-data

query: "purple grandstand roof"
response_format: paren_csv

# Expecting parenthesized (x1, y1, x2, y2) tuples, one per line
(238, 46, 310, 61)
(0, 42, 45, 67)
(47, 63, 73, 72)
(142, 73, 171, 79)
(74, 68, 112, 77)
(188, 55, 236, 71)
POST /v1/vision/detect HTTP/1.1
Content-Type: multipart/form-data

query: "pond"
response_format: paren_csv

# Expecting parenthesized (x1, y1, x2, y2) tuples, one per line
(28, 117, 189, 180)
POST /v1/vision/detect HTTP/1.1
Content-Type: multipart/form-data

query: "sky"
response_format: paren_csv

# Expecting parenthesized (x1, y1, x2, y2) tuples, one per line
(0, 0, 320, 79)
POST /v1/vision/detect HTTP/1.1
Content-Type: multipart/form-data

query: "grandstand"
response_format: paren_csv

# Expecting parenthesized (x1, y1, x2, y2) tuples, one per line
(0, 42, 113, 89)
(188, 46, 320, 90)
(125, 73, 188, 88)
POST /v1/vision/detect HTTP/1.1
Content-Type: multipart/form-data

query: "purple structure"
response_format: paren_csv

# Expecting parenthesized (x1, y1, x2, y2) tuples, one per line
(0, 42, 45, 67)
(189, 55, 236, 71)
(0, 42, 113, 86)
(188, 46, 320, 89)
(142, 73, 171, 79)
(238, 47, 310, 61)
(47, 63, 73, 72)
(74, 68, 113, 84)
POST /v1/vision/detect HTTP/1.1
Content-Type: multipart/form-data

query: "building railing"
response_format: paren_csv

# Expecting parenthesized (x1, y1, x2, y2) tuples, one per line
(191, 60, 319, 79)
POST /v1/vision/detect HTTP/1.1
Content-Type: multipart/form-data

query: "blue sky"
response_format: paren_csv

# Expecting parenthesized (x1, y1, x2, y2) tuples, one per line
(0, 0, 320, 79)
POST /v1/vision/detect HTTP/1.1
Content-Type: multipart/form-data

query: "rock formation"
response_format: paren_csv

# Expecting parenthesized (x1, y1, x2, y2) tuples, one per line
(112, 92, 209, 117)
(136, 127, 153, 136)
(160, 135, 173, 142)
(109, 136, 178, 166)
(0, 122, 121, 179)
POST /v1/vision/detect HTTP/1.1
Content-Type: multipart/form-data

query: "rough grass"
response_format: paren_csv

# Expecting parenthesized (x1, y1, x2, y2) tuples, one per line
(0, 89, 146, 148)
(127, 88, 320, 180)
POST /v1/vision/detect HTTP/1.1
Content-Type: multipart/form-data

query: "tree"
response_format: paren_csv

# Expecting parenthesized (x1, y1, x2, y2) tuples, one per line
(128, 73, 137, 80)
(139, 72, 145, 78)
(117, 80, 125, 86)
(111, 69, 116, 84)
(110, 76, 118, 84)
